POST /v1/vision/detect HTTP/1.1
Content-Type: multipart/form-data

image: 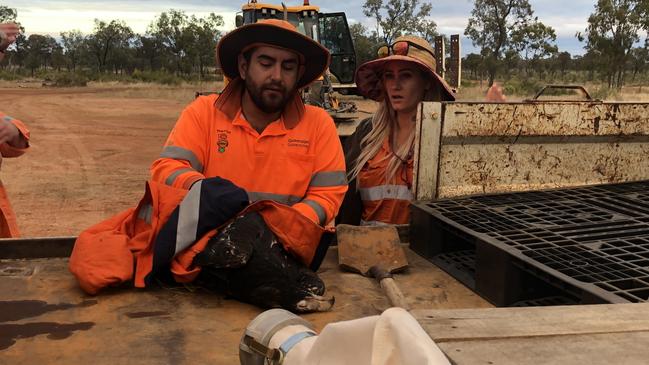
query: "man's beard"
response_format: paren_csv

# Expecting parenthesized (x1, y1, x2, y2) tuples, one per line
(245, 77, 297, 114)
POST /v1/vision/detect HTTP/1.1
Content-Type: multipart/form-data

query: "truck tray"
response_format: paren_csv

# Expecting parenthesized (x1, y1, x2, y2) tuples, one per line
(411, 180, 649, 306)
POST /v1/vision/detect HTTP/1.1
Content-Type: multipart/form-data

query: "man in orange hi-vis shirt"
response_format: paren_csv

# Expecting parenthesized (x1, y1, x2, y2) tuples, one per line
(151, 18, 347, 229)
(70, 19, 347, 304)
(0, 23, 30, 237)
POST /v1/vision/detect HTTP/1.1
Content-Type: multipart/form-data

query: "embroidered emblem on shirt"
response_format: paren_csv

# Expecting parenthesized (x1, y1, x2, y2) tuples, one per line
(217, 133, 229, 153)
(287, 138, 310, 148)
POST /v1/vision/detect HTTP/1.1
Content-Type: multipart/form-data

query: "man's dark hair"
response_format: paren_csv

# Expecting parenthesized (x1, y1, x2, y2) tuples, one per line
(242, 47, 255, 63)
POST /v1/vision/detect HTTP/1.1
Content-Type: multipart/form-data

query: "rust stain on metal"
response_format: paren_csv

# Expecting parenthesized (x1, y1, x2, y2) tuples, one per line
(437, 143, 649, 199)
(443, 102, 649, 137)
(426, 101, 649, 199)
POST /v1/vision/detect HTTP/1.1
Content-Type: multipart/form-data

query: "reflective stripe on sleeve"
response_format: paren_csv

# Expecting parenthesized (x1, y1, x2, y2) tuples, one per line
(165, 168, 195, 186)
(174, 180, 202, 255)
(137, 203, 153, 225)
(301, 199, 327, 225)
(247, 192, 302, 206)
(309, 171, 348, 187)
(160, 146, 204, 172)
(359, 185, 413, 202)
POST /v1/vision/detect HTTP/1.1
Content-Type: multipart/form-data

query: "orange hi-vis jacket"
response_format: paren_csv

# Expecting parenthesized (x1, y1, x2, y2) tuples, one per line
(0, 113, 30, 237)
(69, 178, 332, 295)
(151, 78, 348, 226)
(357, 136, 413, 225)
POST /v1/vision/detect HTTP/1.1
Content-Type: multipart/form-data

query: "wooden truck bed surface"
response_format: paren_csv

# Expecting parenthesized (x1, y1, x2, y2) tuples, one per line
(3, 245, 649, 364)
(1, 246, 487, 364)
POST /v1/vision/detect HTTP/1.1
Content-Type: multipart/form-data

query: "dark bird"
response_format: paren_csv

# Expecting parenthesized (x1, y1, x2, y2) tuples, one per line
(193, 212, 334, 313)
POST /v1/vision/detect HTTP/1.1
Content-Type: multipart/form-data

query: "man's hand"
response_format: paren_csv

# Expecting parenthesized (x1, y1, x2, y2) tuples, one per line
(0, 119, 26, 148)
(0, 23, 20, 51)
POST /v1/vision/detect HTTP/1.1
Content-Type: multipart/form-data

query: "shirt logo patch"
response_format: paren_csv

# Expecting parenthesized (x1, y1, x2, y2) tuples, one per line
(287, 138, 310, 149)
(217, 133, 229, 153)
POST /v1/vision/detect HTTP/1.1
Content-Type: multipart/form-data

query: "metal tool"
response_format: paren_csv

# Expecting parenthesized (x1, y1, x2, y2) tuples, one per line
(336, 224, 409, 309)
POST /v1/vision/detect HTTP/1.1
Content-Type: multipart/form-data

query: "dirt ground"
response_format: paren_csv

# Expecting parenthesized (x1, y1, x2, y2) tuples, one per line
(1, 84, 198, 237)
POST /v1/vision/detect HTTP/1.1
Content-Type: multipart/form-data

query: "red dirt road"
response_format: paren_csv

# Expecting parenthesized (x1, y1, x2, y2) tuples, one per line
(1, 86, 190, 237)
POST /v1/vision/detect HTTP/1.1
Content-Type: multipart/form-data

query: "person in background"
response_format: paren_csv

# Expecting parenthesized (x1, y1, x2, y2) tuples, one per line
(0, 22, 30, 237)
(336, 35, 454, 226)
(486, 82, 507, 102)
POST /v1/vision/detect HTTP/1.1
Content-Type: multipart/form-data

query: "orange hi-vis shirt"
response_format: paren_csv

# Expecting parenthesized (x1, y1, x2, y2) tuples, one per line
(150, 79, 348, 226)
(357, 136, 413, 225)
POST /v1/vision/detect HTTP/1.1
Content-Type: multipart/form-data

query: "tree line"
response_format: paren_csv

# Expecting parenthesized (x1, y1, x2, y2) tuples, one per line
(0, 6, 223, 81)
(355, 0, 649, 89)
(3, 1, 649, 89)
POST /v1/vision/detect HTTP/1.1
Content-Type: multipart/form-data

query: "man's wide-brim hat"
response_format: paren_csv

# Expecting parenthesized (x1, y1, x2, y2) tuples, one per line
(355, 35, 455, 102)
(217, 19, 330, 89)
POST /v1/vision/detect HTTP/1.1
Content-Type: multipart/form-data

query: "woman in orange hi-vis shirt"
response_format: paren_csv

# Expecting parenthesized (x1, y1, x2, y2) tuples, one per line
(0, 23, 30, 237)
(337, 35, 455, 226)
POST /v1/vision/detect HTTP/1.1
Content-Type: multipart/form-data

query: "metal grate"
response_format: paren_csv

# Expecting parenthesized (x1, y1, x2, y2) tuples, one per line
(411, 181, 649, 304)
(510, 296, 577, 307)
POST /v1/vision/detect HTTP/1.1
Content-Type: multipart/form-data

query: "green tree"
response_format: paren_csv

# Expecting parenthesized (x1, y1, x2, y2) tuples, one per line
(185, 13, 224, 77)
(349, 22, 381, 66)
(512, 20, 557, 77)
(147, 9, 191, 74)
(511, 19, 557, 60)
(86, 19, 134, 72)
(463, 53, 485, 79)
(577, 0, 647, 88)
(136, 35, 163, 70)
(0, 6, 17, 22)
(24, 34, 57, 76)
(147, 10, 224, 76)
(629, 47, 649, 81)
(465, 0, 555, 85)
(556, 51, 572, 78)
(60, 30, 86, 72)
(362, 0, 438, 45)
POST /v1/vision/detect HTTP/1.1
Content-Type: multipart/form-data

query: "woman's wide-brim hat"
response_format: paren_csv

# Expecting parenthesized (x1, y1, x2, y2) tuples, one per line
(217, 19, 330, 89)
(355, 35, 455, 102)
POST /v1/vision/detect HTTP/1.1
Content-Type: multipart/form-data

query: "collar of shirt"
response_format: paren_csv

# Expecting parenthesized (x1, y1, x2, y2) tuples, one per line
(233, 109, 289, 137)
(380, 136, 414, 165)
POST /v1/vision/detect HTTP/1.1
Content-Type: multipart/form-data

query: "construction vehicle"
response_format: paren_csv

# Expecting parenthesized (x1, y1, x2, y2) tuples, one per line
(234, 0, 362, 123)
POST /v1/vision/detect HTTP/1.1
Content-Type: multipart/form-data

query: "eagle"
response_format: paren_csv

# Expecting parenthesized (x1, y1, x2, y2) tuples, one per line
(193, 212, 334, 313)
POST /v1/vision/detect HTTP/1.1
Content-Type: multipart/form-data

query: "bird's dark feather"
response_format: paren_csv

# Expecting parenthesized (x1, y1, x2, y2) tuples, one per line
(194, 212, 332, 312)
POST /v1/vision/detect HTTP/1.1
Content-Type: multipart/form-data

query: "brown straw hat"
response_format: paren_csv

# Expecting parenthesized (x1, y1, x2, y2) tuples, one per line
(355, 35, 455, 102)
(217, 19, 330, 89)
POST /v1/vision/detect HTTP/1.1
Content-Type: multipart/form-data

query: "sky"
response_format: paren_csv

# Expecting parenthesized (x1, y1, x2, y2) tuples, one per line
(14, 0, 599, 56)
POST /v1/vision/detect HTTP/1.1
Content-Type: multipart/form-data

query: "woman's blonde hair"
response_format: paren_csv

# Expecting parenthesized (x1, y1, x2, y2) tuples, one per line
(348, 98, 416, 184)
